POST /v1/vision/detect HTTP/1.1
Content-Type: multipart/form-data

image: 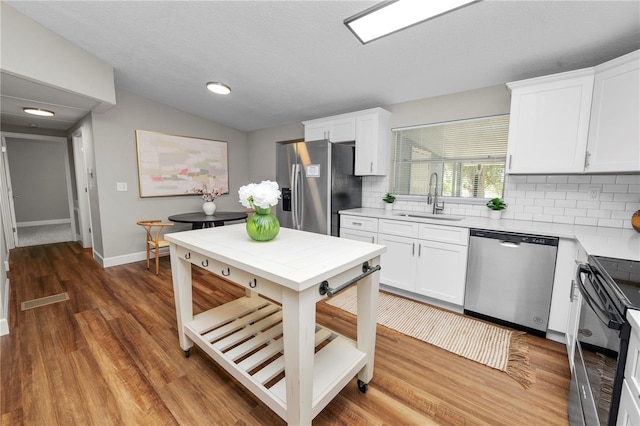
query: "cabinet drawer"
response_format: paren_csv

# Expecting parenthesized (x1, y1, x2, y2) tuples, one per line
(419, 223, 469, 246)
(340, 228, 377, 244)
(379, 219, 419, 238)
(341, 215, 378, 232)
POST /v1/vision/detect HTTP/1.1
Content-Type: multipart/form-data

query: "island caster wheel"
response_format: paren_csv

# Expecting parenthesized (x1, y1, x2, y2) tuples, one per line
(184, 349, 191, 358)
(357, 379, 368, 393)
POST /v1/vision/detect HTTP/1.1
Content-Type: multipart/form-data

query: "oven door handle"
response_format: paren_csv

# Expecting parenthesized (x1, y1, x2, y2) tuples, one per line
(575, 263, 623, 331)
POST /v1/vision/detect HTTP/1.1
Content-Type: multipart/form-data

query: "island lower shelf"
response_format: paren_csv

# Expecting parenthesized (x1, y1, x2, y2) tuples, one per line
(184, 295, 367, 421)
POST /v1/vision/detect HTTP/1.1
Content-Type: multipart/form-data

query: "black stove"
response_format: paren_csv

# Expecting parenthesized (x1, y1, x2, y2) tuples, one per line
(592, 255, 640, 313)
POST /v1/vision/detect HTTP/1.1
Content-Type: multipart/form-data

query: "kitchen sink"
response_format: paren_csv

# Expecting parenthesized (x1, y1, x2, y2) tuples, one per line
(393, 212, 465, 221)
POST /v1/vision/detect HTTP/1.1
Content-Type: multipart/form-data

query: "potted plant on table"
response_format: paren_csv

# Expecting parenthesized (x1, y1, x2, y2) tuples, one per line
(382, 192, 396, 212)
(486, 197, 507, 220)
(238, 180, 282, 241)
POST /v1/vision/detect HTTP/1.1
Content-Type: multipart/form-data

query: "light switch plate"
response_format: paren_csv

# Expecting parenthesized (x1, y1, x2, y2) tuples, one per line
(116, 182, 128, 192)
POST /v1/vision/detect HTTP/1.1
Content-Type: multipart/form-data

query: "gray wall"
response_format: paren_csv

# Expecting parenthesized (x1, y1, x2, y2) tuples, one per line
(246, 122, 304, 183)
(244, 84, 511, 186)
(5, 137, 70, 223)
(89, 89, 250, 262)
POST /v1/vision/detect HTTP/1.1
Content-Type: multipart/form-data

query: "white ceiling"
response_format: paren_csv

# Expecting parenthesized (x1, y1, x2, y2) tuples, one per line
(3, 1, 640, 133)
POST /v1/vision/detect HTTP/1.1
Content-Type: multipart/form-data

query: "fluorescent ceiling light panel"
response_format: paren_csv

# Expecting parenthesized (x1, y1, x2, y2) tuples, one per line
(345, 0, 478, 44)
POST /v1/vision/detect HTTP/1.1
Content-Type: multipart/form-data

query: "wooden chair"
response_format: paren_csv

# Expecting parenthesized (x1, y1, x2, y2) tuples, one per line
(137, 220, 174, 274)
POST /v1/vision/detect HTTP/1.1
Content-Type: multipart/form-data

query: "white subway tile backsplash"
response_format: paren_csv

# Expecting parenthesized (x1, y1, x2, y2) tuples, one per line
(544, 207, 565, 216)
(577, 200, 601, 209)
(555, 199, 577, 208)
(534, 198, 556, 207)
(598, 218, 624, 228)
(557, 184, 580, 191)
(537, 184, 557, 191)
(526, 176, 548, 184)
(587, 209, 611, 218)
(564, 208, 587, 217)
(614, 193, 640, 202)
(603, 184, 629, 193)
(517, 183, 537, 191)
(617, 175, 640, 184)
(591, 176, 618, 184)
(515, 198, 535, 206)
(361, 173, 639, 230)
(545, 191, 567, 200)
(553, 216, 575, 224)
(575, 217, 599, 226)
(547, 175, 569, 184)
(568, 176, 592, 184)
(525, 190, 546, 199)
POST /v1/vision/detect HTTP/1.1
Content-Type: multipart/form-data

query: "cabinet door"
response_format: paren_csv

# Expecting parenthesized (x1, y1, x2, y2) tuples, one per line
(506, 71, 594, 174)
(354, 110, 390, 176)
(340, 228, 377, 244)
(378, 234, 416, 292)
(618, 380, 640, 426)
(328, 116, 356, 142)
(305, 122, 328, 141)
(415, 240, 467, 306)
(586, 51, 640, 172)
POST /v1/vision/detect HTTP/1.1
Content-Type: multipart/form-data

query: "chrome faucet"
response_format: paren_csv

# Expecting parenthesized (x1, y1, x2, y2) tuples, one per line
(427, 172, 445, 214)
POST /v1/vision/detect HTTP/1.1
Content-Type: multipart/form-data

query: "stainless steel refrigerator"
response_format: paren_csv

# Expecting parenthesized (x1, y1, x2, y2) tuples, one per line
(276, 139, 362, 236)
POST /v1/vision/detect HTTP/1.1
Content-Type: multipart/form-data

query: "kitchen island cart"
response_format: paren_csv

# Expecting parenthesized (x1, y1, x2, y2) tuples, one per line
(166, 224, 385, 425)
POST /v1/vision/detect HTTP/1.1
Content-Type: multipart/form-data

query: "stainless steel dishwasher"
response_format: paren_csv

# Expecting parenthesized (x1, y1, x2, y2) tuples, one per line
(464, 229, 559, 336)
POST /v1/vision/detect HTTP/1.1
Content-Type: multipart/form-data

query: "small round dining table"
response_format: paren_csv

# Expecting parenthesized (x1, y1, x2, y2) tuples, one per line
(168, 211, 248, 230)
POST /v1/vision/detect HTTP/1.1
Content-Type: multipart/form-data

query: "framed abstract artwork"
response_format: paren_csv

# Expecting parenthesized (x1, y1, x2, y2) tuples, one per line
(135, 130, 229, 197)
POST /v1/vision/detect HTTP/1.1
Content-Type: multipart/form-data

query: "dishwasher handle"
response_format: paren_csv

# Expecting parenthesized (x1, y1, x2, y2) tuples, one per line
(499, 240, 521, 248)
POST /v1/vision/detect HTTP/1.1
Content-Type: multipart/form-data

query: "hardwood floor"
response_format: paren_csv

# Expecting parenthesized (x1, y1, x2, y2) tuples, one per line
(1, 242, 570, 425)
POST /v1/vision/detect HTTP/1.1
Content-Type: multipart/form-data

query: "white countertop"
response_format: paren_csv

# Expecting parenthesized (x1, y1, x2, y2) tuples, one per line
(165, 223, 387, 291)
(340, 208, 640, 262)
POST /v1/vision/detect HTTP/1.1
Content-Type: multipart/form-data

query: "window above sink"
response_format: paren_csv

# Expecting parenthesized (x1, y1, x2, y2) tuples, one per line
(390, 115, 509, 202)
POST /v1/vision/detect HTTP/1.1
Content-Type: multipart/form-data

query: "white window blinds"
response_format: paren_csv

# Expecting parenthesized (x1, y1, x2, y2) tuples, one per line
(391, 115, 509, 199)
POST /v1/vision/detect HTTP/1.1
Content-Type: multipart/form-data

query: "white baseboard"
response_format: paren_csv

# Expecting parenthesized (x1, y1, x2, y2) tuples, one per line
(102, 250, 169, 268)
(17, 218, 71, 227)
(0, 278, 9, 336)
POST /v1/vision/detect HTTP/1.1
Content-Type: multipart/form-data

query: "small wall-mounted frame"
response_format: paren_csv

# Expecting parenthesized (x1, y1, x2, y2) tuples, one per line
(135, 130, 229, 197)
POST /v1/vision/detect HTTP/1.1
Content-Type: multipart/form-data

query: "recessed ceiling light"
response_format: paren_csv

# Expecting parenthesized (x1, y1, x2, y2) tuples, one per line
(345, 0, 478, 44)
(23, 107, 55, 117)
(206, 82, 232, 95)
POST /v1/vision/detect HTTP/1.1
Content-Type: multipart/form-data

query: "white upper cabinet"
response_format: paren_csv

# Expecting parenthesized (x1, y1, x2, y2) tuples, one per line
(303, 107, 391, 176)
(506, 49, 640, 174)
(354, 108, 391, 176)
(506, 69, 594, 174)
(586, 50, 640, 173)
(303, 116, 356, 143)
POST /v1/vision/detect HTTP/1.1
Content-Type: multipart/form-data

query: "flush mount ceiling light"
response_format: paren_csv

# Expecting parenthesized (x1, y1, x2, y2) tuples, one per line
(345, 0, 478, 44)
(23, 107, 55, 117)
(206, 82, 232, 95)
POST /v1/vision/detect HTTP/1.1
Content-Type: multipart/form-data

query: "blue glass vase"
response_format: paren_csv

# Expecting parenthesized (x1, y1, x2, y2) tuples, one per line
(246, 206, 280, 241)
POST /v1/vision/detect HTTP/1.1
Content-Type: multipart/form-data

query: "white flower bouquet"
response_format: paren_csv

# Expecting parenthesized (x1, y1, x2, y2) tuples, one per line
(238, 180, 281, 210)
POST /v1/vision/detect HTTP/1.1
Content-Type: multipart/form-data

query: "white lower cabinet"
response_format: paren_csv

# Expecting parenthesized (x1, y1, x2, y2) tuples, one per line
(340, 214, 378, 244)
(618, 380, 640, 426)
(378, 219, 469, 306)
(341, 228, 377, 244)
(415, 239, 468, 305)
(620, 310, 640, 424)
(378, 233, 417, 292)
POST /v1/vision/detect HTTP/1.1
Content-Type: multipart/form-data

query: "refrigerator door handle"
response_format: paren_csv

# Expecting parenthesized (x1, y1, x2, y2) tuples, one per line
(291, 164, 302, 230)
